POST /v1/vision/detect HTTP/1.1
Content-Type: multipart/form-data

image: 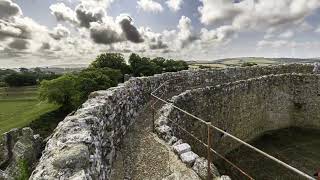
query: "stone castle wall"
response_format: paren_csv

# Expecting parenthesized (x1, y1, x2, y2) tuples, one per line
(163, 73, 320, 157)
(0, 128, 42, 179)
(30, 64, 314, 179)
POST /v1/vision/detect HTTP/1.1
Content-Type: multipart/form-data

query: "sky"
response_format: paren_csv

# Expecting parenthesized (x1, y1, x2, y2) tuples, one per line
(1, 0, 320, 68)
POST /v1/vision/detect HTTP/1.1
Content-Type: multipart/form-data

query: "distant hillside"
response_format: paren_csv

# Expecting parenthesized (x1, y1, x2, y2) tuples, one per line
(33, 67, 86, 74)
(214, 57, 320, 64)
(47, 64, 89, 68)
(189, 57, 320, 69)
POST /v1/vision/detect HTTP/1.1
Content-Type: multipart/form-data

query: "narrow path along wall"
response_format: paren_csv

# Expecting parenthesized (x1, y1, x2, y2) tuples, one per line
(30, 64, 314, 179)
(163, 73, 320, 158)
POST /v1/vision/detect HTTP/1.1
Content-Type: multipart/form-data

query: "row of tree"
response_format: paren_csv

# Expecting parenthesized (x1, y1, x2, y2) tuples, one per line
(91, 53, 189, 76)
(40, 67, 122, 110)
(129, 54, 188, 76)
(0, 69, 17, 87)
(0, 68, 59, 87)
(39, 53, 189, 110)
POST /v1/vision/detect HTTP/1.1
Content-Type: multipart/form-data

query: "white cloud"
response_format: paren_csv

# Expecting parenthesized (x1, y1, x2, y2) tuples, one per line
(139, 27, 167, 50)
(199, 0, 320, 32)
(198, 0, 242, 25)
(257, 39, 320, 57)
(166, 0, 183, 12)
(177, 16, 198, 48)
(257, 40, 291, 48)
(49, 24, 70, 40)
(75, 4, 105, 28)
(0, 0, 22, 19)
(278, 30, 294, 39)
(79, 0, 116, 9)
(49, 3, 77, 24)
(11, 17, 55, 52)
(2, 0, 320, 67)
(263, 33, 274, 40)
(200, 25, 236, 43)
(0, 19, 24, 39)
(0, 16, 50, 44)
(0, 1, 93, 60)
(116, 14, 144, 43)
(50, 1, 145, 45)
(0, 0, 125, 67)
(137, 0, 163, 13)
(298, 22, 314, 32)
(134, 16, 199, 51)
(8, 38, 29, 50)
(197, 0, 320, 51)
(89, 20, 124, 45)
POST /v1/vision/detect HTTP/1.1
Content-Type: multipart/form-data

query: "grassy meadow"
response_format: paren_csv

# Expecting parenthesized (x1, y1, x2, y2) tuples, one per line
(0, 86, 60, 134)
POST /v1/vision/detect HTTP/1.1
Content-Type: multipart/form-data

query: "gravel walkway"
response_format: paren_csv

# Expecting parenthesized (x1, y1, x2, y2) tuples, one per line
(111, 101, 200, 180)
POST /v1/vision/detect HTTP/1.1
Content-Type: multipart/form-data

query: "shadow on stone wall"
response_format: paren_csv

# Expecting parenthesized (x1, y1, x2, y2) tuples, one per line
(166, 73, 320, 158)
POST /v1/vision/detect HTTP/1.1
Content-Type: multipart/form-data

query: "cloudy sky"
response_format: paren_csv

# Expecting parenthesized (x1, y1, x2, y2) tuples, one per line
(1, 0, 320, 68)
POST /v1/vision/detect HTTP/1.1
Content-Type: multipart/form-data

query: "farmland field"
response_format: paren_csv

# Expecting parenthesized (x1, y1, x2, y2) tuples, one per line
(189, 57, 320, 69)
(0, 86, 60, 134)
(189, 57, 283, 69)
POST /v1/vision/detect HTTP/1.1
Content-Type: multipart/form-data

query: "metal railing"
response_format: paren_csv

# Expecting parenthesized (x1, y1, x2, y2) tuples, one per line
(150, 78, 316, 180)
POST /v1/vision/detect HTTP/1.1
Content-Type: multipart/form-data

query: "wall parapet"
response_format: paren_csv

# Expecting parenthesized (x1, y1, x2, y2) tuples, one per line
(160, 73, 320, 158)
(30, 64, 314, 179)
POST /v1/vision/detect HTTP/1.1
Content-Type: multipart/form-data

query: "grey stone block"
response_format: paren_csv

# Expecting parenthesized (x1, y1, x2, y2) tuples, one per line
(180, 151, 199, 167)
(173, 143, 191, 155)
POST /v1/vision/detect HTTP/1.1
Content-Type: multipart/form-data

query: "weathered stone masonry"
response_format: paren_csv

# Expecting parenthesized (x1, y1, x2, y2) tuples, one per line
(162, 73, 320, 158)
(1, 128, 42, 179)
(30, 64, 314, 179)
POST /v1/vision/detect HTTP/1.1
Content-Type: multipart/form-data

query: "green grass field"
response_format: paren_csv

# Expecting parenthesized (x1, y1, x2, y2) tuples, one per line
(0, 86, 60, 134)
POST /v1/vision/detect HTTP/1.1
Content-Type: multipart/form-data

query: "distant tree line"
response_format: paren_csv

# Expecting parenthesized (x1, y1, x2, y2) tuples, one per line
(128, 53, 188, 76)
(0, 68, 59, 87)
(0, 69, 16, 87)
(39, 53, 188, 110)
(241, 62, 258, 67)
